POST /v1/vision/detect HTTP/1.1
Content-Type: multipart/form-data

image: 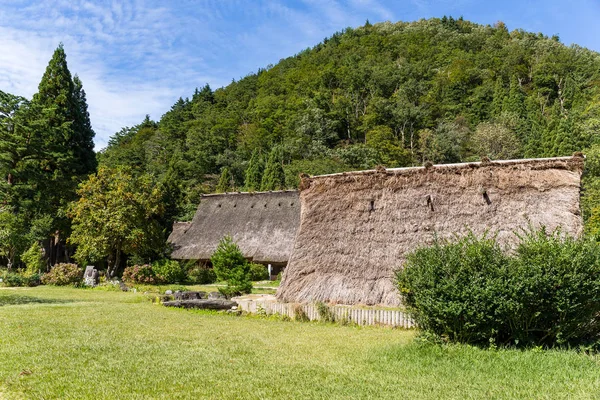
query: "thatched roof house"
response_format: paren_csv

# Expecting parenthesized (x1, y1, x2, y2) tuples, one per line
(169, 191, 300, 265)
(277, 156, 584, 306)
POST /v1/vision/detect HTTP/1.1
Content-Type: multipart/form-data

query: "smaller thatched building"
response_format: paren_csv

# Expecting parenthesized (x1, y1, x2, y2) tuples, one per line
(168, 191, 300, 274)
(277, 156, 585, 306)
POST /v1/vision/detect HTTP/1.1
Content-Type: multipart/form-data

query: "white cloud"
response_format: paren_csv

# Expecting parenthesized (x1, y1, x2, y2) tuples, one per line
(0, 0, 219, 149)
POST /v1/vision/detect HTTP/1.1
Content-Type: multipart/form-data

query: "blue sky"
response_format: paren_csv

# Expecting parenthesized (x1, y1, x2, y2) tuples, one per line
(1, 0, 599, 149)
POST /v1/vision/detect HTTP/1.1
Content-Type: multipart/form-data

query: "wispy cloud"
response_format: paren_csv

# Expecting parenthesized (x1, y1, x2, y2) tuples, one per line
(0, 0, 218, 148)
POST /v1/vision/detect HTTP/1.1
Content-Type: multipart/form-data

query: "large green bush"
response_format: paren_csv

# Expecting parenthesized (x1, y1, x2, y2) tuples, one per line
(0, 271, 41, 287)
(122, 264, 160, 284)
(151, 259, 186, 284)
(397, 229, 600, 347)
(21, 243, 46, 276)
(42, 263, 83, 286)
(185, 262, 217, 284)
(210, 235, 252, 297)
(248, 263, 269, 281)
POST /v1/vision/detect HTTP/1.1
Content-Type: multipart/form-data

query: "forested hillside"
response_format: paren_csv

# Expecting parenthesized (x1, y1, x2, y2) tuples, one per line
(4, 17, 600, 272)
(100, 17, 600, 221)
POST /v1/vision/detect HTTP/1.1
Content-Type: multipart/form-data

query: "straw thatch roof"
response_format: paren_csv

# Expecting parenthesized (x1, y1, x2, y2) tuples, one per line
(169, 190, 300, 264)
(167, 222, 191, 245)
(277, 156, 585, 306)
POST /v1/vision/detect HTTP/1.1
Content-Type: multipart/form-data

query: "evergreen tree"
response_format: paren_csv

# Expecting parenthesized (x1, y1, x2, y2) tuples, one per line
(210, 235, 252, 297)
(32, 44, 76, 130)
(72, 75, 97, 175)
(244, 149, 264, 191)
(552, 117, 577, 156)
(30, 44, 97, 263)
(503, 76, 526, 116)
(32, 44, 96, 183)
(216, 167, 233, 193)
(261, 150, 286, 191)
(491, 76, 506, 117)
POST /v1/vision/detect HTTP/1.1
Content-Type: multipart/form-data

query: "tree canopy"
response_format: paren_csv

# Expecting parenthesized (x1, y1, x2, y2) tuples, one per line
(68, 166, 165, 276)
(0, 44, 96, 268)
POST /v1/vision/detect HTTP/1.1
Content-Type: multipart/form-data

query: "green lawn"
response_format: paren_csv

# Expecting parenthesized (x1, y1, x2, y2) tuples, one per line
(1, 287, 599, 399)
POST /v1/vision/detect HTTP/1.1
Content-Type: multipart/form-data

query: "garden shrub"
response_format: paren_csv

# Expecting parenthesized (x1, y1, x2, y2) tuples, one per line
(186, 262, 217, 284)
(316, 301, 335, 323)
(42, 263, 83, 286)
(122, 264, 160, 284)
(397, 229, 600, 348)
(503, 229, 600, 346)
(1, 271, 41, 287)
(248, 263, 269, 281)
(21, 243, 45, 276)
(151, 259, 186, 284)
(210, 235, 252, 297)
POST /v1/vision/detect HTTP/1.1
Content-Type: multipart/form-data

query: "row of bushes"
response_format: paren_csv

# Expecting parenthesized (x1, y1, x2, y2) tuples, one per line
(397, 228, 600, 348)
(2, 257, 270, 288)
(121, 259, 269, 285)
(1, 263, 83, 287)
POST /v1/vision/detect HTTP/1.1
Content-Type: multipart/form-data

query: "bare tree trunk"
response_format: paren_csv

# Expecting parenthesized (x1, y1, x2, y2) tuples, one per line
(111, 248, 121, 278)
(107, 253, 115, 278)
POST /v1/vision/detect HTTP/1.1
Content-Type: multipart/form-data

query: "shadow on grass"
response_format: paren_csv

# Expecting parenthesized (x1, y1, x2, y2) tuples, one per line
(0, 294, 74, 306)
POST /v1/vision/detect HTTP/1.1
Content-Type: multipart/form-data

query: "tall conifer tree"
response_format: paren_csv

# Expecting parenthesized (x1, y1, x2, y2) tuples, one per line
(72, 75, 97, 175)
(30, 44, 97, 263)
(260, 150, 286, 191)
(216, 167, 233, 193)
(491, 76, 506, 117)
(244, 149, 264, 191)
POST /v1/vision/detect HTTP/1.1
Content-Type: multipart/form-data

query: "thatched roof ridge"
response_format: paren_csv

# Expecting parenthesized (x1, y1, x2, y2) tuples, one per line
(198, 189, 298, 198)
(307, 156, 582, 179)
(278, 155, 584, 306)
(169, 191, 300, 263)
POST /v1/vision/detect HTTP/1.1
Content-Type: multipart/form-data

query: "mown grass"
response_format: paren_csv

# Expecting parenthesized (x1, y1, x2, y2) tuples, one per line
(0, 287, 599, 399)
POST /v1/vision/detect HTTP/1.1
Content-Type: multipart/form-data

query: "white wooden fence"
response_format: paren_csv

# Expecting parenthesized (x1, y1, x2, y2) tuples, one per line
(236, 299, 414, 329)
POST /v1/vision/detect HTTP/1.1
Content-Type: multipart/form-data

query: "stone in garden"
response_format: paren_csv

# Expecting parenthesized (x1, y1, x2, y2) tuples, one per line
(174, 291, 207, 300)
(165, 290, 173, 295)
(162, 299, 237, 310)
(83, 266, 99, 287)
(208, 291, 226, 300)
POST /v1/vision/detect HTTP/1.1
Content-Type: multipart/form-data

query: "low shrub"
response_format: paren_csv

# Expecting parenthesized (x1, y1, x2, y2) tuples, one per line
(397, 229, 600, 348)
(122, 264, 160, 285)
(316, 301, 335, 323)
(293, 304, 309, 322)
(248, 263, 269, 281)
(42, 263, 83, 286)
(186, 263, 217, 284)
(0, 271, 41, 287)
(21, 243, 46, 276)
(151, 259, 186, 284)
(211, 236, 252, 297)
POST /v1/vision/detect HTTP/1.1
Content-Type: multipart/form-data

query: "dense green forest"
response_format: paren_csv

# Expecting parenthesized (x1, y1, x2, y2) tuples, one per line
(3, 17, 600, 272)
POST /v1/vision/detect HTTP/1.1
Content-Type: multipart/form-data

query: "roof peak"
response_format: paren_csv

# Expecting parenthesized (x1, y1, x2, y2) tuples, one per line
(309, 155, 582, 180)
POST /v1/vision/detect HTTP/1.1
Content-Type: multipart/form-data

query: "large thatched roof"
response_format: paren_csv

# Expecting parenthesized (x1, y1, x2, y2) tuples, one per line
(277, 156, 585, 306)
(169, 191, 300, 264)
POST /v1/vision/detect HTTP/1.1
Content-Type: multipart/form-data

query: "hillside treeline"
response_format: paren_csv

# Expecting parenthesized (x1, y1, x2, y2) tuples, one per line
(4, 17, 600, 273)
(101, 17, 600, 221)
